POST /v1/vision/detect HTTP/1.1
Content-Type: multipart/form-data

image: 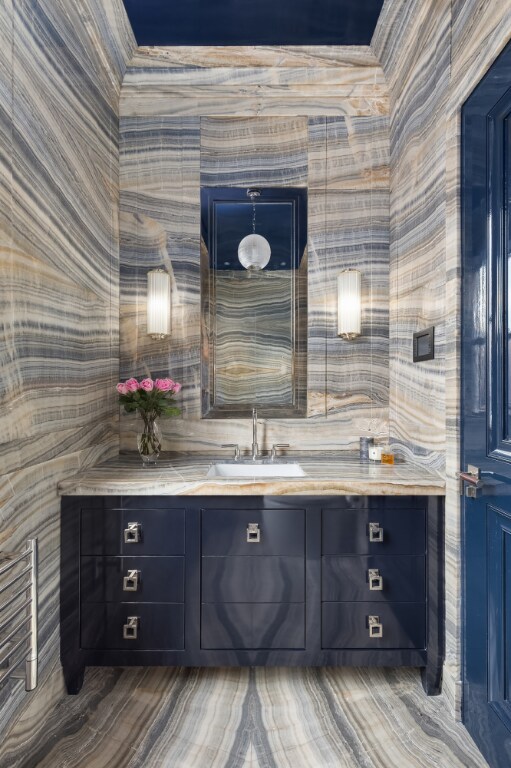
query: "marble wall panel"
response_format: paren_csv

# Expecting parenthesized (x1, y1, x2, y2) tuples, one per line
(308, 115, 389, 190)
(200, 116, 308, 187)
(378, 0, 450, 471)
(128, 45, 388, 70)
(0, 0, 133, 736)
(119, 56, 390, 452)
(373, 0, 511, 716)
(121, 47, 389, 120)
(119, 115, 201, 421)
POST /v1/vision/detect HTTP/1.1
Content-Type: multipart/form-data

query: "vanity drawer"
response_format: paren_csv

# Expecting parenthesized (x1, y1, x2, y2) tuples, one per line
(80, 556, 185, 604)
(80, 507, 185, 556)
(322, 508, 426, 555)
(201, 508, 304, 556)
(80, 603, 185, 650)
(202, 556, 304, 603)
(322, 555, 425, 603)
(201, 603, 305, 650)
(322, 602, 425, 650)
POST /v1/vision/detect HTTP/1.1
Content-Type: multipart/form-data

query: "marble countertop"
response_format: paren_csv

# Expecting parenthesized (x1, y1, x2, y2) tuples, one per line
(58, 453, 445, 496)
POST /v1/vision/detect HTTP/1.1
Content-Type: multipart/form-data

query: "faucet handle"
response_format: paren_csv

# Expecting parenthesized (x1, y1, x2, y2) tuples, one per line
(271, 444, 290, 461)
(222, 444, 240, 461)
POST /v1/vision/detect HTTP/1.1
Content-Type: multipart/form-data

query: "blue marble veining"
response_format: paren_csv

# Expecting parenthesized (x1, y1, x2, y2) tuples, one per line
(373, 0, 511, 717)
(0, 666, 487, 767)
(0, 0, 134, 737)
(119, 52, 390, 452)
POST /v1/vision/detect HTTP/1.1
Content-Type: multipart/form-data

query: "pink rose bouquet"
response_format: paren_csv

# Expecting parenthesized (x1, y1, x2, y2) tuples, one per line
(116, 376, 182, 420)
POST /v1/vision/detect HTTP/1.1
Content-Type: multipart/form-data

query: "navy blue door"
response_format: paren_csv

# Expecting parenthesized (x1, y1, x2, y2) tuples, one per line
(462, 40, 511, 768)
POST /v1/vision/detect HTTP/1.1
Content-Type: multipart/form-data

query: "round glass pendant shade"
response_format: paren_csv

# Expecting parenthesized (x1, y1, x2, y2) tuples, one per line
(238, 233, 271, 271)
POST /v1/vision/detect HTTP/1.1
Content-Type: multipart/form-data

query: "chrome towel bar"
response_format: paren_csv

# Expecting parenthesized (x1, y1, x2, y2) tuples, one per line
(0, 539, 38, 691)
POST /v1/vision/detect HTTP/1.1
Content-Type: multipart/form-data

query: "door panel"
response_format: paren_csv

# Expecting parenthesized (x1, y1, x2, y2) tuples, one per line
(462, 38, 511, 768)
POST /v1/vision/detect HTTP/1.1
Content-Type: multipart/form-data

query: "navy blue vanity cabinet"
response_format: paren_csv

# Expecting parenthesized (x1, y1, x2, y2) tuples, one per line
(79, 501, 186, 652)
(320, 498, 442, 695)
(61, 494, 443, 696)
(322, 505, 427, 650)
(201, 508, 306, 650)
(60, 497, 187, 694)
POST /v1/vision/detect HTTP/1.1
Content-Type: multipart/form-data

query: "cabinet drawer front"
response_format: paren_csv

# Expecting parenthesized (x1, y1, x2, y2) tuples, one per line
(201, 603, 305, 649)
(322, 602, 425, 650)
(201, 508, 304, 556)
(322, 508, 426, 555)
(322, 556, 425, 602)
(202, 556, 304, 603)
(80, 603, 184, 650)
(80, 557, 184, 603)
(80, 507, 185, 556)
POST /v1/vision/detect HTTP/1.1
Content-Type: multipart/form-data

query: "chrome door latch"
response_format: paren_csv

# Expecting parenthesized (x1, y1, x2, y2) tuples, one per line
(458, 465, 483, 498)
(247, 523, 261, 543)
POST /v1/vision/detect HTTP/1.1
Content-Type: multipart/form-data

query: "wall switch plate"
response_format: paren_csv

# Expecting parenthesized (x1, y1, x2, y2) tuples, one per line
(413, 326, 435, 362)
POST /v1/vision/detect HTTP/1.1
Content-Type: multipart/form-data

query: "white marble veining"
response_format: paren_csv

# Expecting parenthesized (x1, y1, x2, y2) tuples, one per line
(373, 0, 511, 715)
(0, 666, 487, 768)
(58, 453, 444, 496)
(0, 0, 134, 738)
(119, 52, 390, 455)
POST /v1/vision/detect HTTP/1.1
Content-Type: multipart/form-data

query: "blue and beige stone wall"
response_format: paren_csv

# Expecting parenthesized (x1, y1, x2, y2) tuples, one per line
(119, 47, 390, 453)
(373, 0, 511, 714)
(0, 0, 134, 733)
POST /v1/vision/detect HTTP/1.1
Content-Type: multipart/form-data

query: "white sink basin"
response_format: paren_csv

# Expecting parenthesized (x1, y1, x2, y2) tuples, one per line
(207, 462, 306, 479)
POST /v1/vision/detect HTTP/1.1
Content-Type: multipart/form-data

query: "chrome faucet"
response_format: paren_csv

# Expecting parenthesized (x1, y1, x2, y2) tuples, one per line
(252, 407, 259, 461)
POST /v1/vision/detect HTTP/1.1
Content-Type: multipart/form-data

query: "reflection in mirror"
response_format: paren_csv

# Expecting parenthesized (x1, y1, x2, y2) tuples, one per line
(201, 187, 307, 418)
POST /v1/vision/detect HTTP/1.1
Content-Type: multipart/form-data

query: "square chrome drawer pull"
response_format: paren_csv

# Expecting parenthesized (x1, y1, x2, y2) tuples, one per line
(368, 615, 383, 638)
(123, 569, 140, 592)
(247, 523, 261, 543)
(123, 616, 140, 640)
(368, 522, 383, 543)
(368, 568, 383, 591)
(124, 522, 141, 544)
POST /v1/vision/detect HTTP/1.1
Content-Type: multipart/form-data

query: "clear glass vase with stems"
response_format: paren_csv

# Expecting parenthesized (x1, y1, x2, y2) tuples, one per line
(137, 413, 162, 466)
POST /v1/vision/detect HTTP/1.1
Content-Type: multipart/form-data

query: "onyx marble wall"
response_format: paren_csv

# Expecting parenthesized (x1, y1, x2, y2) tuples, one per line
(119, 48, 390, 453)
(373, 0, 511, 714)
(0, 0, 134, 734)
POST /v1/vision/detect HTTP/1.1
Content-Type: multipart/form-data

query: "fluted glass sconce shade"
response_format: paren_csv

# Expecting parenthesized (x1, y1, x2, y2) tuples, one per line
(147, 269, 171, 340)
(337, 269, 361, 340)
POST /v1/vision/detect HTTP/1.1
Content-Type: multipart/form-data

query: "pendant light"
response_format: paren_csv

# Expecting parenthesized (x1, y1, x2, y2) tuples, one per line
(237, 189, 271, 271)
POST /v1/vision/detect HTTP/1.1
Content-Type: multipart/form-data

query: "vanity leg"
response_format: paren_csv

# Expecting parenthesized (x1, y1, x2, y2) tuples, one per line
(421, 661, 442, 696)
(63, 664, 85, 695)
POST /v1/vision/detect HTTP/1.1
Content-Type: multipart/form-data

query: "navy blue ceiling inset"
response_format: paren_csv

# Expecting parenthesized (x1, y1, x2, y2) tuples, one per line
(121, 0, 384, 46)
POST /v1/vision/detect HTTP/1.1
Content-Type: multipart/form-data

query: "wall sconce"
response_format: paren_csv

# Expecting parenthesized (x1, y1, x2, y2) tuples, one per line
(337, 269, 361, 340)
(147, 269, 171, 340)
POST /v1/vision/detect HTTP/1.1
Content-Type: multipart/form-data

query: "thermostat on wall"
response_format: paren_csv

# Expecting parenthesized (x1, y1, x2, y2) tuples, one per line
(413, 326, 435, 362)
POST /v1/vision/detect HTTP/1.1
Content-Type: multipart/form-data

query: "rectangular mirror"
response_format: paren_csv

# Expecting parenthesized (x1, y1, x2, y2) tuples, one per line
(201, 187, 307, 418)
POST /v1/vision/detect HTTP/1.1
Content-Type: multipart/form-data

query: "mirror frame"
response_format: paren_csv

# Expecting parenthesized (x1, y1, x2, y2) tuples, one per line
(200, 186, 308, 418)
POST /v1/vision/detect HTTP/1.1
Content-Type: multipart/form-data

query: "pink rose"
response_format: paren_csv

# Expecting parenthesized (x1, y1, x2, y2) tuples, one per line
(140, 378, 154, 392)
(125, 378, 139, 392)
(116, 383, 128, 395)
(172, 382, 182, 394)
(155, 378, 172, 392)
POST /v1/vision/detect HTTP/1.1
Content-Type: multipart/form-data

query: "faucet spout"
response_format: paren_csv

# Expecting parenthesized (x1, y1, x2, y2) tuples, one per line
(251, 407, 258, 461)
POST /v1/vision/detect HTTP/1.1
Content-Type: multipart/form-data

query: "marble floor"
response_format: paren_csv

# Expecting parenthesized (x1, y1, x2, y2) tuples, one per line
(0, 667, 488, 768)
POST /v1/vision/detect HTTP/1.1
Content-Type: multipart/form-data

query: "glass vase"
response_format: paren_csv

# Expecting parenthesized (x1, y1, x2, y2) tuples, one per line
(137, 416, 162, 466)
